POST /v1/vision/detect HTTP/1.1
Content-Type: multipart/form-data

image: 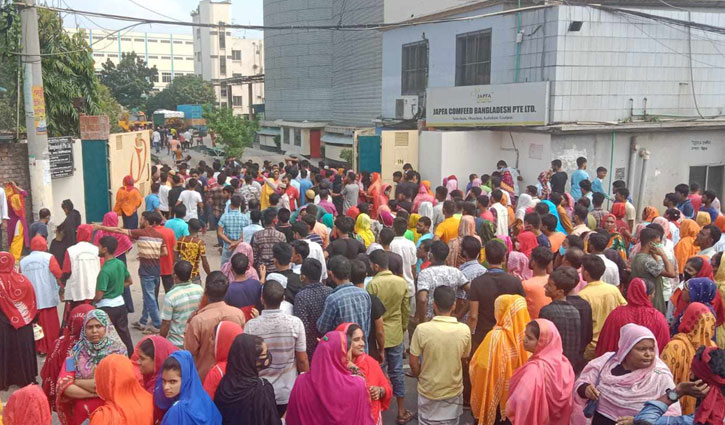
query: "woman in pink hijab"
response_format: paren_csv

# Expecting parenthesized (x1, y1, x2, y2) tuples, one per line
(220, 242, 259, 282)
(507, 251, 533, 281)
(506, 319, 574, 425)
(443, 175, 458, 200)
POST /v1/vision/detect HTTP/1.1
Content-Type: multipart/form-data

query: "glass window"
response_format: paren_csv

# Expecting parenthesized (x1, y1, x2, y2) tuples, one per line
(456, 29, 492, 86)
(219, 25, 226, 49)
(220, 86, 227, 97)
(294, 129, 301, 146)
(219, 56, 227, 75)
(401, 41, 428, 95)
(196, 29, 200, 39)
(151, 74, 159, 82)
(174, 40, 183, 44)
(160, 40, 171, 44)
(161, 56, 171, 59)
(162, 72, 172, 83)
(196, 52, 201, 61)
(232, 96, 242, 106)
(690, 165, 725, 204)
(232, 50, 242, 60)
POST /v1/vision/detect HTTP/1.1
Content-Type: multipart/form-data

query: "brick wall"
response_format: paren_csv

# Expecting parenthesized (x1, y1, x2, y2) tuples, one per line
(80, 115, 110, 140)
(0, 142, 31, 250)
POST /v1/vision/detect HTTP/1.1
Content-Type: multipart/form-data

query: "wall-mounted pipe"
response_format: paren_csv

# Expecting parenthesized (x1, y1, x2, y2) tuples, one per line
(627, 136, 638, 191)
(629, 98, 634, 120)
(643, 97, 648, 118)
(636, 148, 650, 219)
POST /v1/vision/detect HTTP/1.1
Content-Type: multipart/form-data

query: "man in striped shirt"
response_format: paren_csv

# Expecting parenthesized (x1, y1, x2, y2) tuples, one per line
(161, 261, 203, 348)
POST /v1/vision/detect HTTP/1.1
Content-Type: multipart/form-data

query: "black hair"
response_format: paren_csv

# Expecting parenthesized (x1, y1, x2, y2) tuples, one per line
(527, 320, 541, 339)
(588, 232, 608, 253)
(477, 195, 490, 208)
(564, 247, 585, 268)
(231, 195, 243, 209)
(582, 254, 606, 280)
(491, 189, 503, 202)
(369, 249, 389, 269)
(173, 204, 187, 219)
(39, 208, 51, 219)
(596, 166, 607, 174)
(328, 255, 351, 280)
(379, 228, 395, 246)
(430, 240, 450, 262)
(301, 214, 317, 229)
(291, 239, 310, 260)
(205, 271, 230, 302)
(549, 192, 562, 206)
(345, 323, 363, 350)
(143, 211, 163, 225)
(442, 200, 455, 215)
(262, 280, 285, 308)
(350, 259, 368, 285)
(139, 338, 155, 358)
(617, 187, 631, 199)
(530, 246, 553, 268)
(534, 203, 550, 216)
(393, 217, 408, 236)
(576, 156, 587, 167)
(250, 209, 262, 224)
(550, 266, 580, 293)
(301, 258, 322, 282)
(418, 216, 431, 228)
(278, 208, 291, 224)
(574, 205, 589, 222)
(566, 234, 585, 250)
(293, 221, 309, 237)
(161, 356, 182, 373)
(524, 213, 541, 228)
(99, 235, 118, 255)
(231, 253, 250, 275)
(263, 209, 277, 226)
(639, 227, 661, 245)
(579, 180, 592, 192)
(335, 216, 354, 234)
(174, 260, 193, 282)
(273, 242, 292, 265)
(435, 186, 448, 199)
(704, 224, 722, 245)
(461, 236, 481, 260)
(485, 239, 506, 264)
(151, 182, 160, 193)
(187, 218, 202, 233)
(592, 192, 605, 207)
(551, 159, 562, 168)
(433, 286, 456, 312)
(462, 202, 476, 216)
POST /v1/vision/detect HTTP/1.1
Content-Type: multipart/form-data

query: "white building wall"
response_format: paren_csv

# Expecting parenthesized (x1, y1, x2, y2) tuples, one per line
(384, 0, 482, 23)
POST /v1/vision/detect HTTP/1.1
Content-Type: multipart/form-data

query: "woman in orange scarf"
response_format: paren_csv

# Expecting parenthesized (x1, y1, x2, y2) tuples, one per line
(446, 216, 481, 267)
(470, 294, 530, 425)
(89, 354, 153, 425)
(674, 219, 700, 274)
(5, 182, 28, 261)
(366, 172, 383, 219)
(3, 384, 52, 425)
(113, 176, 143, 230)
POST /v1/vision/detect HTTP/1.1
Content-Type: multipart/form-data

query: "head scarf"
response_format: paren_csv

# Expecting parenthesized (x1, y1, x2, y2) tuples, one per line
(378, 207, 394, 227)
(93, 212, 134, 257)
(506, 319, 574, 425)
(611, 202, 626, 219)
(322, 213, 334, 229)
(3, 384, 51, 425)
(507, 251, 533, 281)
(345, 207, 360, 220)
(697, 211, 712, 227)
(715, 215, 725, 233)
(446, 216, 481, 267)
(470, 295, 531, 425)
(154, 350, 222, 425)
(595, 278, 670, 357)
(221, 242, 259, 282)
(541, 200, 566, 234)
(214, 334, 281, 425)
(562, 193, 575, 215)
(70, 309, 128, 379)
(408, 213, 421, 242)
(131, 336, 178, 393)
(0, 252, 37, 329)
(30, 235, 47, 251)
(285, 330, 374, 425)
(354, 213, 375, 248)
(516, 231, 539, 258)
(413, 182, 435, 212)
(123, 175, 135, 192)
(642, 206, 659, 222)
(674, 220, 701, 274)
(90, 354, 154, 425)
(653, 216, 672, 240)
(574, 324, 678, 420)
(76, 224, 94, 243)
(687, 277, 719, 316)
(691, 346, 725, 425)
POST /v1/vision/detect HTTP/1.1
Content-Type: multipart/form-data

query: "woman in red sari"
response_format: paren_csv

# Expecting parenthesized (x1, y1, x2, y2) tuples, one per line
(366, 172, 383, 218)
(131, 336, 178, 393)
(203, 320, 244, 399)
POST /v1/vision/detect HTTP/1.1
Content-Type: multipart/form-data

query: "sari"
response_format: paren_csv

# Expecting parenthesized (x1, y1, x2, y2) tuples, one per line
(5, 183, 28, 261)
(0, 251, 37, 329)
(716, 260, 725, 348)
(89, 354, 154, 425)
(220, 242, 259, 283)
(671, 258, 714, 320)
(674, 220, 701, 274)
(3, 384, 51, 425)
(446, 216, 480, 267)
(572, 324, 679, 424)
(604, 213, 627, 261)
(443, 175, 458, 199)
(506, 319, 574, 425)
(203, 321, 244, 399)
(214, 334, 282, 425)
(286, 331, 374, 425)
(671, 277, 720, 335)
(541, 200, 566, 234)
(595, 278, 670, 357)
(690, 346, 725, 425)
(336, 324, 392, 424)
(154, 350, 222, 425)
(367, 173, 383, 218)
(131, 336, 178, 393)
(660, 302, 716, 415)
(346, 207, 360, 221)
(696, 211, 712, 227)
(57, 310, 128, 425)
(113, 176, 143, 219)
(92, 212, 133, 257)
(41, 304, 94, 410)
(470, 295, 530, 425)
(322, 213, 334, 229)
(507, 251, 533, 281)
(260, 176, 279, 211)
(378, 206, 394, 227)
(355, 213, 375, 248)
(53, 207, 82, 265)
(538, 171, 552, 200)
(413, 182, 435, 213)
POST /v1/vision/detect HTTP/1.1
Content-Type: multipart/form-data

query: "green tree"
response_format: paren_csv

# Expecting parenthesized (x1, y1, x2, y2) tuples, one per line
(203, 105, 258, 159)
(99, 52, 157, 110)
(145, 75, 215, 115)
(96, 83, 123, 133)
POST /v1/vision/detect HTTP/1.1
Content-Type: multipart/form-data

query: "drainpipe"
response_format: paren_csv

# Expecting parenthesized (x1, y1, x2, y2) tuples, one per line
(514, 0, 522, 82)
(627, 136, 638, 191)
(636, 148, 650, 220)
(643, 97, 648, 119)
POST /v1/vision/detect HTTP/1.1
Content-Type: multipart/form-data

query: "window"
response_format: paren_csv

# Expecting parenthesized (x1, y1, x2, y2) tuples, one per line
(196, 52, 201, 61)
(93, 53, 104, 57)
(121, 37, 131, 41)
(286, 128, 293, 145)
(174, 40, 183, 44)
(401, 41, 428, 95)
(186, 57, 194, 61)
(455, 29, 492, 86)
(231, 50, 242, 60)
(232, 96, 242, 106)
(218, 25, 226, 49)
(233, 73, 242, 77)
(161, 56, 171, 59)
(151, 74, 159, 82)
(196, 29, 200, 39)
(134, 38, 145, 42)
(220, 86, 227, 97)
(148, 55, 159, 59)
(690, 165, 724, 201)
(294, 129, 301, 146)
(219, 56, 227, 75)
(162, 72, 172, 83)
(148, 39, 158, 43)
(185, 41, 194, 45)
(220, 102, 227, 108)
(160, 40, 171, 44)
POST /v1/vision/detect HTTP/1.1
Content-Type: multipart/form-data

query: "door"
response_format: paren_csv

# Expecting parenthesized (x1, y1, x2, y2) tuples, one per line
(358, 135, 381, 173)
(309, 130, 321, 158)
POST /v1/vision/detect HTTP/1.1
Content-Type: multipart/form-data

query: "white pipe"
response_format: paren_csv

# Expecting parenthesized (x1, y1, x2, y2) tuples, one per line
(636, 148, 650, 220)
(627, 136, 638, 190)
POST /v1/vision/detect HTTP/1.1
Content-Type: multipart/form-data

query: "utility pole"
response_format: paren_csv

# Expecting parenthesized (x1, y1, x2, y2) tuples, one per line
(20, 0, 53, 218)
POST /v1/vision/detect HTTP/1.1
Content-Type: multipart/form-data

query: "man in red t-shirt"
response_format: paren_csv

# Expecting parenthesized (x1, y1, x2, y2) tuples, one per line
(281, 174, 300, 212)
(154, 224, 177, 303)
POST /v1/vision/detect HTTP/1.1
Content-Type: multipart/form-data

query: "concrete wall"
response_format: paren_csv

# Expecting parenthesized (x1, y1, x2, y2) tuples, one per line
(0, 143, 32, 236)
(384, 0, 481, 23)
(280, 126, 311, 156)
(50, 139, 86, 227)
(108, 131, 152, 210)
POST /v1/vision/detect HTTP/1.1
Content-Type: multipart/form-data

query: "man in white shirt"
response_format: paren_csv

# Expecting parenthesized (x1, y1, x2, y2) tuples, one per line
(152, 128, 161, 153)
(490, 190, 509, 237)
(292, 222, 328, 280)
(390, 217, 417, 297)
(158, 172, 171, 218)
(588, 232, 620, 286)
(177, 178, 203, 221)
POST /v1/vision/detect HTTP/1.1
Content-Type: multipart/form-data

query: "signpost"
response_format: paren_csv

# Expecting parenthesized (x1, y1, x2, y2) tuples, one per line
(48, 137, 74, 179)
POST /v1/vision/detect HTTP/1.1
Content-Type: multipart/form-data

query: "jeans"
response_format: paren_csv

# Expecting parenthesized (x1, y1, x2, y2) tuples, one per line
(384, 342, 406, 398)
(139, 275, 161, 328)
(153, 142, 160, 153)
(155, 274, 174, 304)
(221, 247, 233, 265)
(633, 401, 692, 425)
(100, 305, 134, 355)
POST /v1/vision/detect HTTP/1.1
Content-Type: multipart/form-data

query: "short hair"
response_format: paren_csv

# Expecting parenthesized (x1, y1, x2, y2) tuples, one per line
(231, 253, 250, 275)
(551, 159, 562, 168)
(530, 246, 553, 268)
(565, 247, 585, 268)
(675, 183, 689, 196)
(430, 240, 450, 262)
(231, 195, 244, 209)
(205, 271, 230, 302)
(435, 186, 448, 199)
(368, 249, 389, 269)
(690, 182, 700, 192)
(577, 197, 591, 209)
(550, 266, 580, 293)
(567, 234, 585, 250)
(379, 227, 395, 246)
(278, 208, 291, 223)
(292, 221, 309, 237)
(418, 216, 431, 228)
(143, 211, 163, 225)
(612, 180, 626, 189)
(647, 223, 665, 239)
(576, 156, 587, 167)
(151, 182, 160, 193)
(491, 189, 503, 202)
(664, 193, 679, 205)
(524, 213, 541, 228)
(574, 205, 589, 222)
(442, 200, 456, 215)
(461, 236, 481, 260)
(335, 216, 354, 234)
(433, 286, 456, 312)
(39, 208, 51, 219)
(549, 192, 562, 206)
(461, 202, 476, 216)
(582, 254, 606, 280)
(579, 179, 592, 191)
(405, 170, 416, 181)
(273, 242, 292, 265)
(99, 236, 118, 255)
(174, 260, 192, 282)
(187, 178, 198, 189)
(639, 227, 661, 245)
(301, 213, 317, 229)
(704, 224, 722, 244)
(328, 255, 351, 280)
(704, 189, 717, 202)
(187, 218, 202, 233)
(393, 171, 403, 178)
(291, 239, 310, 259)
(301, 258, 322, 282)
(477, 195, 490, 208)
(263, 209, 277, 226)
(393, 217, 408, 236)
(318, 189, 329, 199)
(592, 192, 605, 207)
(616, 187, 630, 199)
(262, 280, 285, 308)
(541, 214, 558, 231)
(250, 209, 262, 224)
(173, 204, 187, 219)
(350, 259, 368, 285)
(596, 166, 607, 173)
(484, 239, 507, 264)
(588, 232, 608, 252)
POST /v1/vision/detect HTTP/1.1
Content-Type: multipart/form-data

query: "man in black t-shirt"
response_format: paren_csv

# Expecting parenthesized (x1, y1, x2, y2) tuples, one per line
(266, 242, 303, 304)
(395, 170, 419, 203)
(549, 159, 568, 195)
(167, 174, 184, 208)
(326, 216, 366, 260)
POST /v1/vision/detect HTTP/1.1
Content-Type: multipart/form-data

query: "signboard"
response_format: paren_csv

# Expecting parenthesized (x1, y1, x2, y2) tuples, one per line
(32, 86, 47, 135)
(426, 81, 549, 127)
(48, 137, 74, 179)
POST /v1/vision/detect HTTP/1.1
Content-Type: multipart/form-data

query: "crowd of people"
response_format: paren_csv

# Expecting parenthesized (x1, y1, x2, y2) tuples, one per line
(2, 153, 725, 425)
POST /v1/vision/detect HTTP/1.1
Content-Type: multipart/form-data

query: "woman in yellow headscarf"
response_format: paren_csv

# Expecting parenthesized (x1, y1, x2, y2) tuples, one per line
(5, 182, 28, 261)
(674, 219, 700, 274)
(354, 213, 375, 248)
(260, 169, 280, 211)
(714, 252, 725, 348)
(696, 210, 712, 228)
(407, 213, 421, 243)
(470, 294, 530, 425)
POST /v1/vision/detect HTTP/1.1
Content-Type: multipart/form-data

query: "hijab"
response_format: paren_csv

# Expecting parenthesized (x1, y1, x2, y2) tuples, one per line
(93, 212, 133, 257)
(346, 207, 360, 220)
(220, 242, 259, 282)
(123, 175, 135, 192)
(90, 354, 154, 425)
(541, 200, 566, 234)
(286, 330, 374, 425)
(131, 336, 178, 393)
(507, 251, 533, 281)
(76, 223, 94, 243)
(0, 252, 37, 329)
(506, 319, 574, 425)
(3, 384, 51, 425)
(446, 215, 480, 267)
(354, 213, 375, 248)
(322, 213, 334, 229)
(696, 211, 712, 227)
(674, 220, 701, 274)
(642, 206, 659, 222)
(691, 346, 725, 425)
(70, 309, 128, 379)
(154, 351, 222, 425)
(214, 334, 281, 425)
(202, 321, 244, 399)
(516, 231, 539, 258)
(378, 207, 394, 227)
(413, 182, 435, 212)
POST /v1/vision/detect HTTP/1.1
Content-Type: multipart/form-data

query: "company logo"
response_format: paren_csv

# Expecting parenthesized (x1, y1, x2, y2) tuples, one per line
(473, 88, 492, 103)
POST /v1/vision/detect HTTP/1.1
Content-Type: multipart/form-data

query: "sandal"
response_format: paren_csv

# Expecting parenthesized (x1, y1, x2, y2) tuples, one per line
(396, 410, 414, 424)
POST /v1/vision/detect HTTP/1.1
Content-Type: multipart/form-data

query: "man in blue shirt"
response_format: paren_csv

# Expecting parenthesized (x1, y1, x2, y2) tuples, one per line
(675, 183, 695, 219)
(145, 183, 161, 213)
(316, 255, 371, 341)
(218, 195, 250, 265)
(297, 169, 313, 207)
(570, 156, 589, 201)
(164, 204, 190, 239)
(592, 166, 608, 198)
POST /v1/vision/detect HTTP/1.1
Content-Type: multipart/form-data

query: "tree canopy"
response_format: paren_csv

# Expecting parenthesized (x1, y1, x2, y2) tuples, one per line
(145, 75, 215, 115)
(99, 52, 157, 110)
(203, 105, 258, 159)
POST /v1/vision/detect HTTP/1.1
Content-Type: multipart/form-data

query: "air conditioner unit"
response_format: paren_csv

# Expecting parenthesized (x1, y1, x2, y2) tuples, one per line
(395, 96, 418, 120)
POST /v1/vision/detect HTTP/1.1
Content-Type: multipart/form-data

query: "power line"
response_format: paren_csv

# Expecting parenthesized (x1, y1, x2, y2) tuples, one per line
(125, 0, 183, 23)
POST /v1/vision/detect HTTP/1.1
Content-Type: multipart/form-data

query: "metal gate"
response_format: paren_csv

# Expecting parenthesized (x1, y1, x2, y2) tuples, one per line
(358, 135, 381, 173)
